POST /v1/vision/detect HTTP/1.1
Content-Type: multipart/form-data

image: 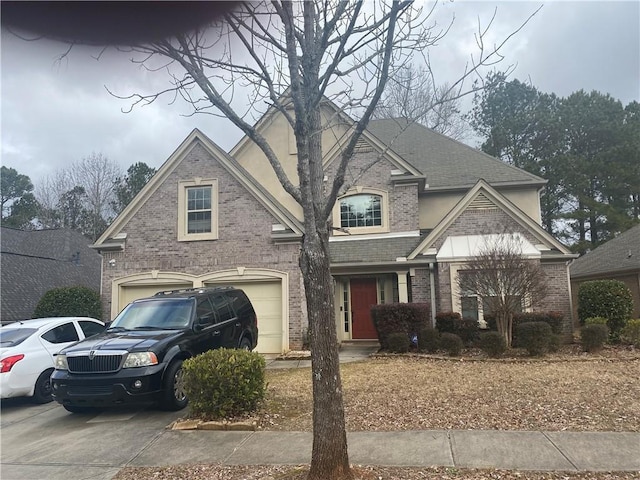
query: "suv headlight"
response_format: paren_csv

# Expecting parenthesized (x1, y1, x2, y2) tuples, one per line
(123, 352, 159, 368)
(55, 354, 68, 370)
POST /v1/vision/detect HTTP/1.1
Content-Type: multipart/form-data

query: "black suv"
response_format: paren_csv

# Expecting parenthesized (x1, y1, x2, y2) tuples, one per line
(51, 287, 258, 413)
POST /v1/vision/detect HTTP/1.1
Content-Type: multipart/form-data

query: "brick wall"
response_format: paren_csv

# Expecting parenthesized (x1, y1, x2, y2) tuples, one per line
(100, 143, 306, 347)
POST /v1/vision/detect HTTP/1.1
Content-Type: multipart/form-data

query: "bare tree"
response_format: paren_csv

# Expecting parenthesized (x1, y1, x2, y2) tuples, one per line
(457, 233, 548, 348)
(34, 153, 121, 240)
(373, 63, 470, 140)
(101, 2, 539, 478)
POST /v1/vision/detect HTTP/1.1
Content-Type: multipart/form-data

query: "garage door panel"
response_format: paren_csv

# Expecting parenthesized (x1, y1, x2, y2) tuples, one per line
(204, 280, 283, 354)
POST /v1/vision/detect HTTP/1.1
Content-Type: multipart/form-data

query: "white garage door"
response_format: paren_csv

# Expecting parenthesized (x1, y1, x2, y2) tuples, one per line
(204, 280, 283, 354)
(119, 283, 192, 313)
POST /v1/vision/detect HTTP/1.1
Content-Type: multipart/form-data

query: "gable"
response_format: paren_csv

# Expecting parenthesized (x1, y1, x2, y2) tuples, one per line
(409, 180, 573, 260)
(95, 129, 302, 248)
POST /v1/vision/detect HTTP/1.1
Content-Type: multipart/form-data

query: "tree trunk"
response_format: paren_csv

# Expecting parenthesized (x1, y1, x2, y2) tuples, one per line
(300, 233, 353, 480)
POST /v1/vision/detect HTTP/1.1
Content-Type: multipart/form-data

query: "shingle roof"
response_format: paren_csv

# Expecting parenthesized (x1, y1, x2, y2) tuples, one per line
(570, 224, 640, 278)
(367, 119, 546, 189)
(1, 228, 102, 322)
(329, 235, 426, 264)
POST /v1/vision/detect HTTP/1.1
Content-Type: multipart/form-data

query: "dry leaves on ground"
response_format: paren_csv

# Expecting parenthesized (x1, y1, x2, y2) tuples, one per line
(113, 464, 639, 480)
(262, 348, 640, 432)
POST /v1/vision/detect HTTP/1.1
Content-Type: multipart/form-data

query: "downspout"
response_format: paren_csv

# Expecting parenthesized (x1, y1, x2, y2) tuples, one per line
(429, 262, 436, 327)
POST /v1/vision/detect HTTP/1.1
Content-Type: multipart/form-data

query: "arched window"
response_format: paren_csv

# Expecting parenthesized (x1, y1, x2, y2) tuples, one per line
(340, 194, 382, 228)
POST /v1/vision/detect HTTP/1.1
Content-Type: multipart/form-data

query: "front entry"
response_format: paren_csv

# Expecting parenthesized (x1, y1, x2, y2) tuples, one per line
(350, 278, 378, 339)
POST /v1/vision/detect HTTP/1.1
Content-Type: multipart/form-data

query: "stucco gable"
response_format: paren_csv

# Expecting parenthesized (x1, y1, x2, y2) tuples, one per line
(95, 129, 302, 249)
(408, 179, 574, 259)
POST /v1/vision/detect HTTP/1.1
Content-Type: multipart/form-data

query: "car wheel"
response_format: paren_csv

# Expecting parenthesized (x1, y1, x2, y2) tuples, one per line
(32, 369, 54, 404)
(161, 359, 188, 411)
(239, 337, 252, 351)
(63, 405, 96, 414)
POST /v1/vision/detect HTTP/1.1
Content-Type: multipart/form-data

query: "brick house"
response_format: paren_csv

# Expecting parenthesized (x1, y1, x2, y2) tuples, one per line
(94, 104, 576, 353)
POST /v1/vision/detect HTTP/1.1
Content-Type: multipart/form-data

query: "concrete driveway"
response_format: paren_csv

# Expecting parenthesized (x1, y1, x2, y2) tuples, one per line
(0, 397, 184, 480)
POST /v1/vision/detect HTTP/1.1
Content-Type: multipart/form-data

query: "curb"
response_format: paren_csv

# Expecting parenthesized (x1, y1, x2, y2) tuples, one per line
(169, 419, 258, 431)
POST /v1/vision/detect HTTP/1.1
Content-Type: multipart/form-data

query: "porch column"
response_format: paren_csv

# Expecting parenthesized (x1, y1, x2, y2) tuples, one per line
(396, 270, 409, 303)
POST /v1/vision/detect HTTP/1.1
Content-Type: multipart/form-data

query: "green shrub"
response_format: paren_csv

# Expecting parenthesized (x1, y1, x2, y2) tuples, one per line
(371, 303, 430, 350)
(517, 321, 552, 356)
(33, 286, 102, 320)
(548, 334, 561, 353)
(387, 332, 411, 353)
(578, 280, 633, 339)
(584, 316, 608, 325)
(435, 311, 461, 334)
(439, 332, 463, 356)
(514, 312, 564, 335)
(183, 348, 266, 419)
(479, 331, 507, 358)
(620, 319, 640, 347)
(417, 326, 440, 353)
(581, 324, 609, 353)
(435, 312, 479, 345)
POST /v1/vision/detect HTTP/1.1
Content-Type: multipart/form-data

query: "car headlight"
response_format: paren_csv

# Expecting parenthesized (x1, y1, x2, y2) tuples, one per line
(55, 354, 68, 370)
(123, 352, 159, 368)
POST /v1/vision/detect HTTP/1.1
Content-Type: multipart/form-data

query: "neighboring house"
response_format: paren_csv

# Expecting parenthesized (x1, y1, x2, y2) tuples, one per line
(94, 102, 577, 353)
(1, 227, 102, 322)
(570, 224, 640, 321)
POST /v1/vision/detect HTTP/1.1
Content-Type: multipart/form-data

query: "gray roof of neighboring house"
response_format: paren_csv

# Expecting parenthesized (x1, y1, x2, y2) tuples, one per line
(367, 119, 546, 190)
(329, 235, 426, 265)
(570, 224, 640, 279)
(1, 228, 102, 322)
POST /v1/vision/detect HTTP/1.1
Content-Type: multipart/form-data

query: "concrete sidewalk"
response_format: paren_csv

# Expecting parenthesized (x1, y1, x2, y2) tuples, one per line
(264, 341, 380, 369)
(127, 429, 640, 472)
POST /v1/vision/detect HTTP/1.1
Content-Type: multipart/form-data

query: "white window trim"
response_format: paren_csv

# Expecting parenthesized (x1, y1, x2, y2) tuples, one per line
(177, 178, 219, 242)
(332, 187, 389, 236)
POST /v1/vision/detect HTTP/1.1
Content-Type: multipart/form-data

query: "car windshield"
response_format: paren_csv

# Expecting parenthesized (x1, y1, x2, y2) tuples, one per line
(0, 327, 37, 347)
(109, 299, 194, 330)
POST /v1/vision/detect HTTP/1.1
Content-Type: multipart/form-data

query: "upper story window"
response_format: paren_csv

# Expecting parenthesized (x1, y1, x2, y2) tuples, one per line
(178, 178, 218, 241)
(340, 194, 382, 228)
(332, 187, 389, 235)
(187, 186, 211, 233)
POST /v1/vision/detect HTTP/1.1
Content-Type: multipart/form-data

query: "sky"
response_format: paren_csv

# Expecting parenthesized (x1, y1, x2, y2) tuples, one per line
(1, 1, 639, 189)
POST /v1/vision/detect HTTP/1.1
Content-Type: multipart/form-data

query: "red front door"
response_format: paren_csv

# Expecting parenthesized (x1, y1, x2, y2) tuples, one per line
(350, 278, 378, 339)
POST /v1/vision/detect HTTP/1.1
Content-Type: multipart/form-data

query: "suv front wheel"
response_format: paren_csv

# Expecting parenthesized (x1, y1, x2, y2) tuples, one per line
(161, 360, 188, 411)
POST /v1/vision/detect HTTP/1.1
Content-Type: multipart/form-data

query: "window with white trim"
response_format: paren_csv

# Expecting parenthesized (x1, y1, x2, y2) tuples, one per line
(178, 179, 218, 241)
(332, 188, 389, 235)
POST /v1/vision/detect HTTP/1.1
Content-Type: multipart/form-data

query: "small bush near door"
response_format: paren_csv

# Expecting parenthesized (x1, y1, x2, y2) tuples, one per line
(439, 333, 463, 356)
(183, 349, 266, 419)
(371, 303, 430, 351)
(387, 332, 411, 353)
(417, 326, 440, 353)
(581, 324, 609, 352)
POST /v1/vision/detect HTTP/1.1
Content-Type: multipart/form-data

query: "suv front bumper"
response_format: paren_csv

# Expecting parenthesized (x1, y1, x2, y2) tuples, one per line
(51, 363, 166, 408)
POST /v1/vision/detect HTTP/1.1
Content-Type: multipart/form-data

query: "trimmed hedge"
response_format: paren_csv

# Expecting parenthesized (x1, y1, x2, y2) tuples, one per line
(581, 324, 609, 353)
(417, 326, 440, 353)
(387, 332, 411, 353)
(479, 331, 507, 358)
(517, 321, 552, 356)
(578, 280, 633, 338)
(33, 286, 102, 320)
(183, 348, 266, 419)
(485, 311, 565, 346)
(439, 332, 463, 356)
(371, 303, 430, 351)
(621, 319, 640, 347)
(435, 311, 479, 345)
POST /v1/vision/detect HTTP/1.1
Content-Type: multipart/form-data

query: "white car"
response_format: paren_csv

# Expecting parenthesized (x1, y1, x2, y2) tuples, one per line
(1, 317, 105, 403)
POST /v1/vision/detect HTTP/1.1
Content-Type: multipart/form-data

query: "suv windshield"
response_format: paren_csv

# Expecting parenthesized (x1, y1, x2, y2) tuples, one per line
(110, 299, 194, 330)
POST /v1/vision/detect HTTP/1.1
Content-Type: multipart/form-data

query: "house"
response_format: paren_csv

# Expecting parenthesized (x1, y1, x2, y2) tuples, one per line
(0, 227, 102, 323)
(570, 224, 640, 321)
(94, 105, 577, 353)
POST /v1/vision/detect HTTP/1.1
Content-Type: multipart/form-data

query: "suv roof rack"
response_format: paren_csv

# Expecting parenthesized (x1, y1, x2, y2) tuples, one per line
(153, 286, 235, 297)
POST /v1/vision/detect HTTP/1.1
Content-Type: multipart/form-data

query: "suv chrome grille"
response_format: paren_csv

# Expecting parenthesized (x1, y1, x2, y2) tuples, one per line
(67, 351, 125, 373)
